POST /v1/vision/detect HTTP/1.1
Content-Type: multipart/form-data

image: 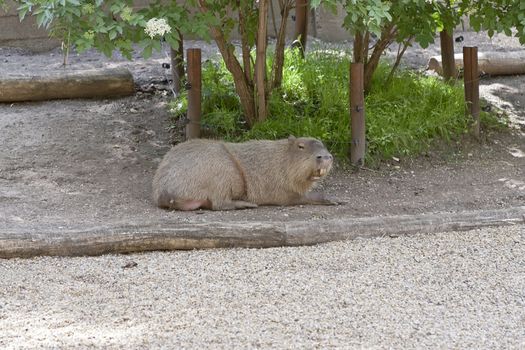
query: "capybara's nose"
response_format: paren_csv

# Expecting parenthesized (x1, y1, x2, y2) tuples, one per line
(317, 154, 333, 161)
(317, 154, 333, 168)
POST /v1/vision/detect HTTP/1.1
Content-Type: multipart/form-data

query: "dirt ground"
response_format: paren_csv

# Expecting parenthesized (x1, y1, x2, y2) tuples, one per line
(0, 32, 524, 235)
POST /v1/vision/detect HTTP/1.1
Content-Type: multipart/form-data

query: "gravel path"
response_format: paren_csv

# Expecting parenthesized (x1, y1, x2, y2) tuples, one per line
(1, 225, 524, 349)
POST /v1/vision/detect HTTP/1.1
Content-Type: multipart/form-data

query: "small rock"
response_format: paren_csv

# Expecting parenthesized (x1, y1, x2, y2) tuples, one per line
(122, 261, 138, 269)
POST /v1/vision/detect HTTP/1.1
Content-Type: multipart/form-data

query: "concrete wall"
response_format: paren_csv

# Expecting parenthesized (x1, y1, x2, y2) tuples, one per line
(0, 1, 59, 51)
(0, 1, 348, 52)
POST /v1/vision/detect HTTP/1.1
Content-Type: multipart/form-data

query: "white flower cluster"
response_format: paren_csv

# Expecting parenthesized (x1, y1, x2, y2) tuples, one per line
(144, 18, 172, 39)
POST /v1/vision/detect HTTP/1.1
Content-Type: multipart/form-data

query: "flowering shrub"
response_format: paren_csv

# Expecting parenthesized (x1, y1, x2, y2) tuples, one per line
(6, 0, 211, 60)
(144, 18, 171, 39)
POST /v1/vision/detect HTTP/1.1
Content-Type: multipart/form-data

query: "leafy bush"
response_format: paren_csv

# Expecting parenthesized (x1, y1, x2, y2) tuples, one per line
(170, 49, 503, 163)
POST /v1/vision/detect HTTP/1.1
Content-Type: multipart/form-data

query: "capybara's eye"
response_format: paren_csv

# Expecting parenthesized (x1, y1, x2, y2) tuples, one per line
(298, 143, 305, 149)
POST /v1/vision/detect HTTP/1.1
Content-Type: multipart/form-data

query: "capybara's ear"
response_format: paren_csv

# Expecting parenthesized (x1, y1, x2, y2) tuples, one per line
(288, 135, 296, 144)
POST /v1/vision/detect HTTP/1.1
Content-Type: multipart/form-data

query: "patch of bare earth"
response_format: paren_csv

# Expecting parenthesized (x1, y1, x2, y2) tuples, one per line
(0, 33, 524, 232)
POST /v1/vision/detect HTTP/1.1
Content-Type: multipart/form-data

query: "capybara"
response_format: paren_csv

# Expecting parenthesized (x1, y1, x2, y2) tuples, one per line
(152, 136, 335, 210)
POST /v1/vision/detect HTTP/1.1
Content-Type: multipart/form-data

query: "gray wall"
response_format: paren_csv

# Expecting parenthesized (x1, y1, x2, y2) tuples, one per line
(1, 1, 59, 51)
(0, 1, 349, 52)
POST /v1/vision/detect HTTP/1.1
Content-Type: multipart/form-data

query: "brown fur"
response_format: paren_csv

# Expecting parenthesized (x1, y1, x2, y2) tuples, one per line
(152, 136, 334, 210)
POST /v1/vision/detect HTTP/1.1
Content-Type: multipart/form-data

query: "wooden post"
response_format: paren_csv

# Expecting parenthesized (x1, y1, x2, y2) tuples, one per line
(170, 29, 185, 95)
(186, 48, 202, 140)
(255, 0, 269, 122)
(440, 29, 457, 83)
(463, 46, 480, 139)
(293, 0, 308, 57)
(350, 63, 366, 165)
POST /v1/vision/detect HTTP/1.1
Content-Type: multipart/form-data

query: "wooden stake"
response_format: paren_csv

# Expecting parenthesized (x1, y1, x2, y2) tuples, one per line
(255, 0, 269, 122)
(439, 30, 457, 83)
(463, 46, 480, 139)
(350, 63, 366, 165)
(186, 48, 202, 140)
(293, 0, 309, 57)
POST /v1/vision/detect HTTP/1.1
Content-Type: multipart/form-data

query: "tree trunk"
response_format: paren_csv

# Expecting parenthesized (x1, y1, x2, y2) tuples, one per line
(440, 29, 457, 83)
(255, 0, 269, 122)
(215, 32, 257, 127)
(170, 29, 185, 95)
(363, 24, 396, 92)
(197, 0, 257, 127)
(238, 5, 252, 83)
(353, 31, 365, 63)
(387, 37, 413, 82)
(272, 0, 292, 88)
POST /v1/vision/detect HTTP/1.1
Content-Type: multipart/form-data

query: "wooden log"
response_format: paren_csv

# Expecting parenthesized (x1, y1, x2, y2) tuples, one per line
(0, 68, 135, 102)
(1, 206, 523, 258)
(428, 51, 525, 77)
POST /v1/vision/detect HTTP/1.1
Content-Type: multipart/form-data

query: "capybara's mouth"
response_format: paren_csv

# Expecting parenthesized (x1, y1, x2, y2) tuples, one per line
(310, 167, 329, 181)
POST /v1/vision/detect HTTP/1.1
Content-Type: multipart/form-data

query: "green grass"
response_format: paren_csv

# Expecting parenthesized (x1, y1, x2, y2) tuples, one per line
(169, 49, 505, 163)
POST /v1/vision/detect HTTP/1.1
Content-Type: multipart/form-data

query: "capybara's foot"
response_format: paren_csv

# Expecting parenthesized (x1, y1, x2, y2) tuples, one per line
(300, 192, 339, 206)
(233, 200, 259, 209)
(177, 199, 212, 211)
(156, 191, 212, 210)
(212, 200, 258, 210)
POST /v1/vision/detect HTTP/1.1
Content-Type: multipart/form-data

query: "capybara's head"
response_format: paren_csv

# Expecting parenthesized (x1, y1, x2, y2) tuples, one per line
(287, 136, 333, 183)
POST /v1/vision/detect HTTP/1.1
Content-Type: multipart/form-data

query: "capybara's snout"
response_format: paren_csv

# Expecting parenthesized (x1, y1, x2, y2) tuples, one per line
(313, 151, 333, 179)
(316, 152, 333, 168)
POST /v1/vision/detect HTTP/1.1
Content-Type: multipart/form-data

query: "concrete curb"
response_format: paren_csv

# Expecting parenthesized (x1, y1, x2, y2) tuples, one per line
(1, 206, 524, 258)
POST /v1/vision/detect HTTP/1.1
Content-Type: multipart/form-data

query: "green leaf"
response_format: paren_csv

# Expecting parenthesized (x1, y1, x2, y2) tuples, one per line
(108, 30, 118, 40)
(165, 33, 180, 50)
(152, 39, 161, 51)
(143, 45, 153, 59)
(17, 3, 31, 21)
(310, 0, 322, 8)
(35, 11, 49, 28)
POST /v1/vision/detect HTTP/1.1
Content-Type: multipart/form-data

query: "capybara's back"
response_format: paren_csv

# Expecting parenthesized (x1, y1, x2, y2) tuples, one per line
(152, 136, 334, 211)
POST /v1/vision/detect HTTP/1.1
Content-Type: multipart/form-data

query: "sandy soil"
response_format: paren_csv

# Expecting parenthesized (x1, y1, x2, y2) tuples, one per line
(1, 33, 524, 232)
